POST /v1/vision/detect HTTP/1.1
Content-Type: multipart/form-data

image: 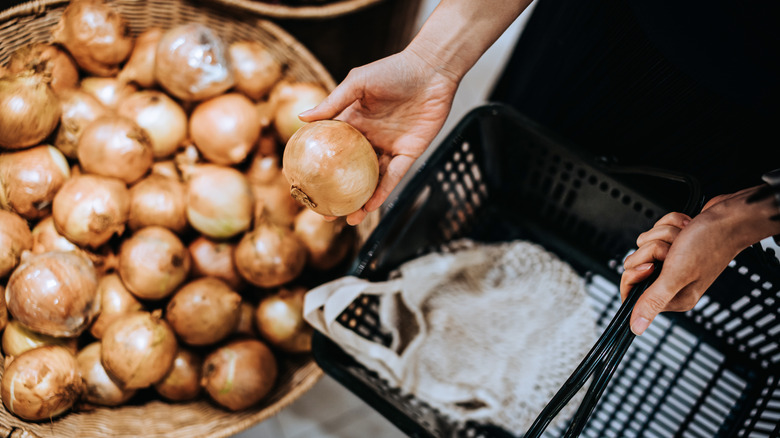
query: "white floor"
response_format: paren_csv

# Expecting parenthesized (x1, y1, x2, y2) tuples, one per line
(234, 1, 536, 437)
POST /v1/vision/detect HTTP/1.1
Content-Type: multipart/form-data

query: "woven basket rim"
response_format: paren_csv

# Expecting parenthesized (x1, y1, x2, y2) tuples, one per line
(205, 0, 383, 19)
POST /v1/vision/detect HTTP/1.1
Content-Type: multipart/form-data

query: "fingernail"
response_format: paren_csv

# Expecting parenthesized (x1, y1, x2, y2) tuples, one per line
(682, 219, 690, 227)
(637, 262, 653, 271)
(298, 109, 313, 118)
(631, 317, 651, 336)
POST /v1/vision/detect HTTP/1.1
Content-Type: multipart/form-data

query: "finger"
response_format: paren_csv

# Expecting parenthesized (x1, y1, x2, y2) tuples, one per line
(322, 215, 338, 222)
(364, 154, 416, 213)
(619, 262, 655, 302)
(630, 273, 681, 335)
(298, 76, 363, 122)
(346, 208, 368, 226)
(652, 212, 692, 229)
(636, 224, 684, 247)
(623, 240, 671, 271)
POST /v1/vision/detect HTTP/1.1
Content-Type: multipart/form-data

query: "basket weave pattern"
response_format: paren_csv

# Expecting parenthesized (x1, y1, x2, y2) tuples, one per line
(0, 0, 344, 436)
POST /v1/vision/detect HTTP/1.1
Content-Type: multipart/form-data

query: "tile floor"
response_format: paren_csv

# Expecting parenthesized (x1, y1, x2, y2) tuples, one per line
(234, 2, 538, 437)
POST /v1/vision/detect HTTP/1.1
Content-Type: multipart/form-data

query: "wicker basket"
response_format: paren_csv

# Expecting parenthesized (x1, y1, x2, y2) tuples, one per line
(203, 0, 383, 20)
(0, 1, 354, 437)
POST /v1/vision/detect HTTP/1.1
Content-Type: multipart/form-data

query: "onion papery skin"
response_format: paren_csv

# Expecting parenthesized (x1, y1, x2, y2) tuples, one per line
(5, 251, 99, 337)
(185, 165, 254, 239)
(0, 210, 33, 278)
(234, 221, 306, 288)
(0, 74, 61, 149)
(77, 116, 154, 184)
(7, 43, 79, 95)
(154, 23, 233, 101)
(255, 286, 313, 353)
(117, 226, 191, 300)
(294, 208, 354, 271)
(188, 236, 244, 290)
(229, 40, 283, 101)
(117, 90, 188, 159)
(1, 320, 79, 358)
(52, 174, 130, 249)
(165, 277, 241, 346)
(0, 145, 71, 220)
(77, 342, 136, 406)
(154, 348, 202, 402)
(189, 93, 260, 165)
(100, 310, 177, 389)
(117, 27, 163, 89)
(89, 273, 143, 339)
(52, 0, 134, 76)
(1, 346, 84, 421)
(201, 339, 277, 411)
(80, 76, 137, 109)
(128, 173, 188, 233)
(54, 88, 109, 158)
(282, 120, 379, 217)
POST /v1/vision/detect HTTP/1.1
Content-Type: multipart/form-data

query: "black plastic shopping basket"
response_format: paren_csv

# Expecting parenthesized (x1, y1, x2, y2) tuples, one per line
(311, 104, 780, 437)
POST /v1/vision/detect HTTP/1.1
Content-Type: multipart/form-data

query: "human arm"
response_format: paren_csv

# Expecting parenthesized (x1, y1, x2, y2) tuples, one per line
(620, 183, 780, 335)
(299, 0, 534, 225)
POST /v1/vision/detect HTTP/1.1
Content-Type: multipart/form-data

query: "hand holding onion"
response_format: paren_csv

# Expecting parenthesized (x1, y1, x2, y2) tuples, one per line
(283, 120, 379, 218)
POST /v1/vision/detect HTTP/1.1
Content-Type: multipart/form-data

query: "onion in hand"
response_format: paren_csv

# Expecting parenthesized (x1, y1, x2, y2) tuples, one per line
(283, 120, 379, 217)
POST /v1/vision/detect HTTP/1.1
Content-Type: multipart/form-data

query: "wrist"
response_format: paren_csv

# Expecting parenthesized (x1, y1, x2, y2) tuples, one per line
(708, 185, 780, 250)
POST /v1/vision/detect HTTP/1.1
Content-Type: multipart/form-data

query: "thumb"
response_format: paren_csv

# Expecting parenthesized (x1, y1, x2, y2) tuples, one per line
(629, 274, 677, 336)
(298, 80, 361, 122)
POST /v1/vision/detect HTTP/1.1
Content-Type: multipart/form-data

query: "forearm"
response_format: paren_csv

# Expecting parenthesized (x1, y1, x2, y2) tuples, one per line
(703, 184, 780, 254)
(405, 0, 533, 82)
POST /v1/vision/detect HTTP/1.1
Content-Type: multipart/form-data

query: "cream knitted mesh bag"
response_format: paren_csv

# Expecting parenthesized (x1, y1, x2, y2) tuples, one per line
(305, 239, 598, 434)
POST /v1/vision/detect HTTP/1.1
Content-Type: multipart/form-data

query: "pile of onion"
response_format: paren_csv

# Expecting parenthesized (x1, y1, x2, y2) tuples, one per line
(229, 40, 283, 101)
(185, 165, 254, 239)
(118, 90, 188, 159)
(234, 219, 307, 288)
(188, 236, 244, 290)
(54, 89, 109, 158)
(6, 43, 79, 94)
(255, 286, 313, 353)
(128, 173, 188, 233)
(117, 226, 190, 300)
(269, 81, 328, 143)
(78, 342, 137, 406)
(154, 348, 202, 402)
(80, 76, 137, 109)
(165, 277, 242, 346)
(294, 208, 355, 271)
(0, 145, 71, 220)
(117, 27, 163, 89)
(2, 320, 79, 359)
(189, 93, 261, 165)
(283, 119, 379, 217)
(89, 273, 143, 339)
(77, 115, 154, 184)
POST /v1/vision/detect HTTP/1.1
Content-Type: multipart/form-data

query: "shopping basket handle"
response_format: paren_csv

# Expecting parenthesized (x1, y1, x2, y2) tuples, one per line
(522, 266, 661, 438)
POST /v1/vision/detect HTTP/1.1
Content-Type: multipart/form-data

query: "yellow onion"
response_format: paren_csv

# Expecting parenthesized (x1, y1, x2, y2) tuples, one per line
(118, 226, 190, 300)
(1, 346, 84, 421)
(77, 342, 136, 406)
(234, 219, 306, 288)
(80, 76, 137, 109)
(2, 320, 78, 358)
(52, 0, 133, 76)
(117, 90, 188, 159)
(0, 145, 70, 220)
(255, 286, 313, 353)
(128, 173, 188, 233)
(189, 93, 261, 165)
(201, 339, 277, 411)
(151, 160, 182, 180)
(30, 216, 117, 275)
(188, 236, 244, 290)
(89, 273, 143, 339)
(246, 149, 281, 186)
(7, 43, 79, 94)
(54, 88, 109, 158)
(0, 73, 61, 149)
(52, 174, 130, 248)
(117, 27, 163, 88)
(269, 81, 327, 142)
(154, 348, 202, 402)
(0, 210, 33, 278)
(101, 310, 177, 389)
(154, 23, 234, 101)
(294, 208, 355, 271)
(283, 120, 379, 217)
(165, 277, 242, 346)
(0, 285, 6, 331)
(252, 177, 302, 228)
(5, 251, 99, 337)
(185, 164, 254, 239)
(229, 40, 283, 101)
